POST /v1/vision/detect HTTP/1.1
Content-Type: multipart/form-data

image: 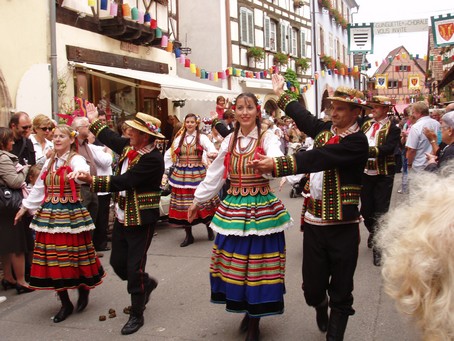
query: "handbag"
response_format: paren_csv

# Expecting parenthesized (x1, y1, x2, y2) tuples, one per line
(0, 186, 23, 210)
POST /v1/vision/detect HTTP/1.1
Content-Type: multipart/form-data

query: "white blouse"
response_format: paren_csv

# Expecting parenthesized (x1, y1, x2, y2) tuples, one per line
(22, 153, 89, 212)
(30, 134, 54, 165)
(194, 127, 283, 204)
(164, 132, 217, 169)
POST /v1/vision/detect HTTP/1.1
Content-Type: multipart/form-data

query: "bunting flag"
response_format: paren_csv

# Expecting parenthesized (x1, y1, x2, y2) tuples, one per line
(375, 74, 388, 89)
(408, 74, 421, 90)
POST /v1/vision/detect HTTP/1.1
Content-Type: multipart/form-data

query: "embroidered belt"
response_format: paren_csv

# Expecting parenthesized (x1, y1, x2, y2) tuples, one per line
(307, 186, 361, 219)
(44, 195, 79, 204)
(118, 192, 161, 210)
(228, 184, 271, 196)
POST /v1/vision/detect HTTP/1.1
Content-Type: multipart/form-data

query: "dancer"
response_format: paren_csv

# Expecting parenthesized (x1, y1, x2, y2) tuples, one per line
(165, 113, 219, 247)
(15, 124, 104, 323)
(188, 93, 292, 341)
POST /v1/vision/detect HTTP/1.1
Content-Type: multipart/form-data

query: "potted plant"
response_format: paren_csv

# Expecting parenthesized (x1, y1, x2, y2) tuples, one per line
(247, 46, 265, 62)
(274, 52, 289, 65)
(295, 57, 310, 73)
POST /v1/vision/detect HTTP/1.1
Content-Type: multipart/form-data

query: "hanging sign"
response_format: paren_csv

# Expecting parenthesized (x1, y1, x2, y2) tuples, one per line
(375, 74, 388, 89)
(408, 74, 421, 90)
(348, 24, 374, 54)
(374, 19, 428, 35)
(431, 13, 454, 47)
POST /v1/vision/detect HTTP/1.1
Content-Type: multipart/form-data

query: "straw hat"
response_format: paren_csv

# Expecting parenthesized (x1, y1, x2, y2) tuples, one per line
(125, 112, 165, 139)
(327, 86, 371, 109)
(368, 96, 393, 107)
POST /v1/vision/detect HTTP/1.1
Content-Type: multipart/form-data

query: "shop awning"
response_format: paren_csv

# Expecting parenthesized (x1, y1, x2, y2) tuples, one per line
(75, 63, 237, 101)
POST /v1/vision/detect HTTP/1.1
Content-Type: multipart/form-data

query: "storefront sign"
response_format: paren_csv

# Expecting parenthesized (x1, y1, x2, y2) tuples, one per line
(431, 13, 454, 47)
(348, 23, 374, 54)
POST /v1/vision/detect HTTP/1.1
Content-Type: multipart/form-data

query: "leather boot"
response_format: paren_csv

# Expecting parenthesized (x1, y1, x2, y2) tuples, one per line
(315, 296, 329, 332)
(76, 287, 90, 312)
(180, 226, 194, 247)
(54, 290, 74, 323)
(206, 224, 215, 241)
(121, 294, 145, 335)
(326, 311, 348, 341)
(145, 277, 158, 306)
(373, 248, 381, 267)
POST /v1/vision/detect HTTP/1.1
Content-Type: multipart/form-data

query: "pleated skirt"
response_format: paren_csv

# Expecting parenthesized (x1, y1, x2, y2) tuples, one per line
(210, 232, 286, 317)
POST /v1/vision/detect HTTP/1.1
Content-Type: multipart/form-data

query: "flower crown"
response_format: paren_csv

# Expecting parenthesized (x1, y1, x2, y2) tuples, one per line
(70, 131, 79, 138)
(202, 117, 213, 125)
(145, 122, 161, 134)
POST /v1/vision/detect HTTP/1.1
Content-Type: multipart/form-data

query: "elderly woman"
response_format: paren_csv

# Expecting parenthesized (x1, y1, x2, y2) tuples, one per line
(0, 127, 32, 294)
(376, 169, 454, 340)
(30, 114, 54, 165)
(425, 111, 454, 171)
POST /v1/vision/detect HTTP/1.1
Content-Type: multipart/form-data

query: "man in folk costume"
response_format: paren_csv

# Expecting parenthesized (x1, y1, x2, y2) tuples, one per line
(360, 96, 400, 266)
(250, 74, 369, 341)
(77, 107, 165, 335)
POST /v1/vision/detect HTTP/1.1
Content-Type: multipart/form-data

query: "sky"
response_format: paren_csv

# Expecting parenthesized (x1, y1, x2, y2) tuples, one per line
(352, 0, 453, 75)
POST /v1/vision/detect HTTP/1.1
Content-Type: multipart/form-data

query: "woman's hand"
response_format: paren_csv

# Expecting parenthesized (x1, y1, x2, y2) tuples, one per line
(207, 152, 218, 160)
(423, 127, 436, 141)
(272, 74, 285, 97)
(188, 203, 199, 223)
(14, 207, 27, 225)
(425, 152, 437, 164)
(247, 153, 275, 174)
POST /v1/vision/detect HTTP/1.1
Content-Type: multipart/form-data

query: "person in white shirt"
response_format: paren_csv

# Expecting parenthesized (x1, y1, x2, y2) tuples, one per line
(164, 113, 219, 247)
(30, 114, 54, 165)
(406, 101, 440, 172)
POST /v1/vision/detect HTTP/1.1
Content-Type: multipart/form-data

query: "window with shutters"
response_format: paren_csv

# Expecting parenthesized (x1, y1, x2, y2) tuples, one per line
(329, 33, 334, 57)
(290, 28, 298, 56)
(264, 16, 277, 51)
(280, 22, 290, 53)
(388, 80, 399, 89)
(300, 31, 306, 57)
(240, 7, 254, 46)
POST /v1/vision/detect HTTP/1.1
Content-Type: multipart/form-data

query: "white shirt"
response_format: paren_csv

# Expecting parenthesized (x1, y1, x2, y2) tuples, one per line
(164, 132, 217, 169)
(89, 144, 113, 196)
(406, 116, 440, 171)
(22, 153, 89, 212)
(30, 134, 53, 165)
(364, 117, 389, 176)
(194, 127, 283, 204)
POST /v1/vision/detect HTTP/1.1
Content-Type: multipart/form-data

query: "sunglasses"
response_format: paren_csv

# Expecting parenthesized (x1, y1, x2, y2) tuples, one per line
(21, 125, 32, 130)
(39, 127, 53, 131)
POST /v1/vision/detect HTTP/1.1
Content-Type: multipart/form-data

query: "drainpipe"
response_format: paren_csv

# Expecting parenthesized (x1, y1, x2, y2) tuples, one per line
(50, 1, 58, 121)
(225, 0, 232, 90)
(311, 0, 319, 117)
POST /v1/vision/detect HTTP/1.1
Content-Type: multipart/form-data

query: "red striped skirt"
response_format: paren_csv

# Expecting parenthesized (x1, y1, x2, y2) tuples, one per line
(30, 231, 105, 291)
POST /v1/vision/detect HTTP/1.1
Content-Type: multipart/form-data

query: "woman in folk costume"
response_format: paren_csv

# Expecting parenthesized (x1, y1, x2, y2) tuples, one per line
(164, 113, 220, 247)
(15, 125, 104, 323)
(188, 93, 293, 341)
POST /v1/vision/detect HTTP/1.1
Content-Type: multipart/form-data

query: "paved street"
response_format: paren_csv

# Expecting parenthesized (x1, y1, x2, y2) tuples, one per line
(0, 178, 420, 341)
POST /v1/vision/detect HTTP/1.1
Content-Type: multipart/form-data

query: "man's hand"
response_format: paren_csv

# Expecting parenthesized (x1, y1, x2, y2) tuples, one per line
(14, 207, 27, 226)
(272, 74, 285, 97)
(86, 103, 99, 123)
(75, 172, 93, 185)
(247, 153, 275, 174)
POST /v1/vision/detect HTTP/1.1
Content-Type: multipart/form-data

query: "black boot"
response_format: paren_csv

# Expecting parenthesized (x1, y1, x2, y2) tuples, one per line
(76, 287, 90, 312)
(54, 290, 74, 323)
(145, 277, 158, 306)
(206, 224, 215, 241)
(245, 317, 260, 341)
(121, 294, 145, 335)
(326, 311, 349, 341)
(180, 226, 194, 247)
(315, 296, 329, 332)
(373, 248, 381, 267)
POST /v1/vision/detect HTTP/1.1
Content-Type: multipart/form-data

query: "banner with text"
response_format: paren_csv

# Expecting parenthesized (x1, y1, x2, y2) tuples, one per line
(431, 14, 454, 47)
(374, 19, 428, 35)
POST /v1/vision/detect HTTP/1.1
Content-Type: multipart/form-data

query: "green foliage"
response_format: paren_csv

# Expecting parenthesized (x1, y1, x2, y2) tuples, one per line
(295, 57, 310, 72)
(274, 52, 289, 65)
(284, 69, 300, 99)
(247, 46, 265, 61)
